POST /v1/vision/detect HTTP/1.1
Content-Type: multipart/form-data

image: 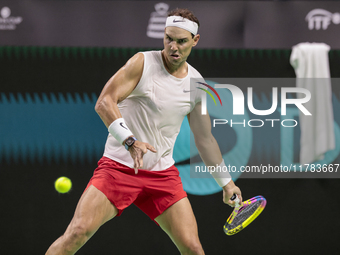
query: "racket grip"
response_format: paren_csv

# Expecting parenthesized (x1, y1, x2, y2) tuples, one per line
(230, 194, 240, 207)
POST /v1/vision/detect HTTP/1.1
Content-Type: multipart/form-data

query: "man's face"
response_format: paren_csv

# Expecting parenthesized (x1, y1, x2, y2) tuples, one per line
(163, 26, 199, 66)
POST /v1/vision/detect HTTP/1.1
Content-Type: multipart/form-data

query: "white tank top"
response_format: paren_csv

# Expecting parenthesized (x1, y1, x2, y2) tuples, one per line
(103, 50, 203, 171)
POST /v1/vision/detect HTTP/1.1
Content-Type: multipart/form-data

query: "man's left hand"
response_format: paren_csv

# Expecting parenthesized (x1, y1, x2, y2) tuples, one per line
(222, 180, 242, 207)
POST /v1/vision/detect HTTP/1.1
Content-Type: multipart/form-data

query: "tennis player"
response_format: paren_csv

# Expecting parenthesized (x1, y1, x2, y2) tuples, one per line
(46, 8, 242, 255)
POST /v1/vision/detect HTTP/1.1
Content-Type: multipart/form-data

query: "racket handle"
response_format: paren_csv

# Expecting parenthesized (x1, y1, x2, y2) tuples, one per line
(230, 194, 240, 207)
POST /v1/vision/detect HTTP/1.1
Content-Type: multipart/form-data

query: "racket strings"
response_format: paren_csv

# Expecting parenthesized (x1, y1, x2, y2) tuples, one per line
(226, 200, 262, 229)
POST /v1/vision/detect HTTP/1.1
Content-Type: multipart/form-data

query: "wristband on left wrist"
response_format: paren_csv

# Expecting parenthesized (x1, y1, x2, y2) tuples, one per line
(209, 159, 232, 187)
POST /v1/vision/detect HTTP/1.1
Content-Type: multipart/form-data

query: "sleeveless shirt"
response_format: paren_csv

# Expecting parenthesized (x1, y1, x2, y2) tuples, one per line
(103, 50, 203, 170)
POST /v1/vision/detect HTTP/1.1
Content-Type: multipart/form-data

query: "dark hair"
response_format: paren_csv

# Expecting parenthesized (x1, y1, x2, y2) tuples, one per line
(167, 8, 200, 38)
(168, 8, 200, 26)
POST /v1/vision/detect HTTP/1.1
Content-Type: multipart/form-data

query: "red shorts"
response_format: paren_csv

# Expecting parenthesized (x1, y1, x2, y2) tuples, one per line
(85, 157, 187, 222)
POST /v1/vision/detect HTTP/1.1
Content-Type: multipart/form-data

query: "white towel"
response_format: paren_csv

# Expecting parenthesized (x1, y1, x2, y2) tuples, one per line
(290, 42, 335, 165)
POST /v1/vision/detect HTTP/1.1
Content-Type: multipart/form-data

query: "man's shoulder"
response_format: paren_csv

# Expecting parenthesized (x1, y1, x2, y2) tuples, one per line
(126, 52, 144, 70)
(129, 51, 158, 65)
(138, 50, 163, 67)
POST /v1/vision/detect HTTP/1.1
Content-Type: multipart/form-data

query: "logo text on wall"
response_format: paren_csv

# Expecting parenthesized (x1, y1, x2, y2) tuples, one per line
(0, 6, 23, 30)
(306, 9, 340, 30)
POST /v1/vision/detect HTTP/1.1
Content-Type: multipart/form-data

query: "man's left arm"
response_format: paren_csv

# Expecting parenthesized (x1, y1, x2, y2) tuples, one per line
(188, 102, 242, 206)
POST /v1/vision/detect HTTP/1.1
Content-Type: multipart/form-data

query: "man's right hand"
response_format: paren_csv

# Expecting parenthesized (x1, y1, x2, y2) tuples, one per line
(128, 141, 157, 174)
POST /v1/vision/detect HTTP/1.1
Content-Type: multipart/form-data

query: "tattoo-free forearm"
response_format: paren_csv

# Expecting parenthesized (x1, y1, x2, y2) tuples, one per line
(195, 134, 223, 166)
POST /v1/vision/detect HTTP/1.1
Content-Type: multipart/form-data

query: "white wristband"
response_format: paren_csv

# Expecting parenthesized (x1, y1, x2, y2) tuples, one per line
(209, 159, 232, 187)
(108, 118, 133, 145)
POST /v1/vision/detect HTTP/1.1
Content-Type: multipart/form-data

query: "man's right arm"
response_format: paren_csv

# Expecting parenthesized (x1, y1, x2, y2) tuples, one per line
(95, 53, 156, 173)
(95, 52, 144, 127)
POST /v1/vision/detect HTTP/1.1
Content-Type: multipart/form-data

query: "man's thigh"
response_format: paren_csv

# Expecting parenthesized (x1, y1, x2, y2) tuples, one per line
(67, 185, 118, 235)
(155, 197, 203, 252)
(134, 166, 187, 221)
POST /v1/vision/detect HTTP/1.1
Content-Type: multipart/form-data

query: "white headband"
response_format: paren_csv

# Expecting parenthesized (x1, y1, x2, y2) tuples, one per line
(165, 16, 198, 35)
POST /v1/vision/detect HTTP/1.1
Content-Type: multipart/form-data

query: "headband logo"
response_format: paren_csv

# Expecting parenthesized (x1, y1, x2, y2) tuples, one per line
(173, 19, 185, 23)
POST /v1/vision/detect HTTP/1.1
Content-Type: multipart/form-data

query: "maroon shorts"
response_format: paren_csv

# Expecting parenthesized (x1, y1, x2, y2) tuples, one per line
(85, 157, 187, 222)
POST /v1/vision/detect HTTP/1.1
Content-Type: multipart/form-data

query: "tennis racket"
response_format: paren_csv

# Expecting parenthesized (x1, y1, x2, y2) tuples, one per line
(224, 194, 267, 236)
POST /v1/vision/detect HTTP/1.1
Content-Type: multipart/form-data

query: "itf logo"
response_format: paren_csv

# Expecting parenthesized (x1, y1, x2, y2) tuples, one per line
(0, 6, 23, 30)
(306, 9, 340, 30)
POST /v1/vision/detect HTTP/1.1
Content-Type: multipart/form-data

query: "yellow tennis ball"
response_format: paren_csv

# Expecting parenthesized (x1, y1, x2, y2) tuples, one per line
(55, 177, 72, 193)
